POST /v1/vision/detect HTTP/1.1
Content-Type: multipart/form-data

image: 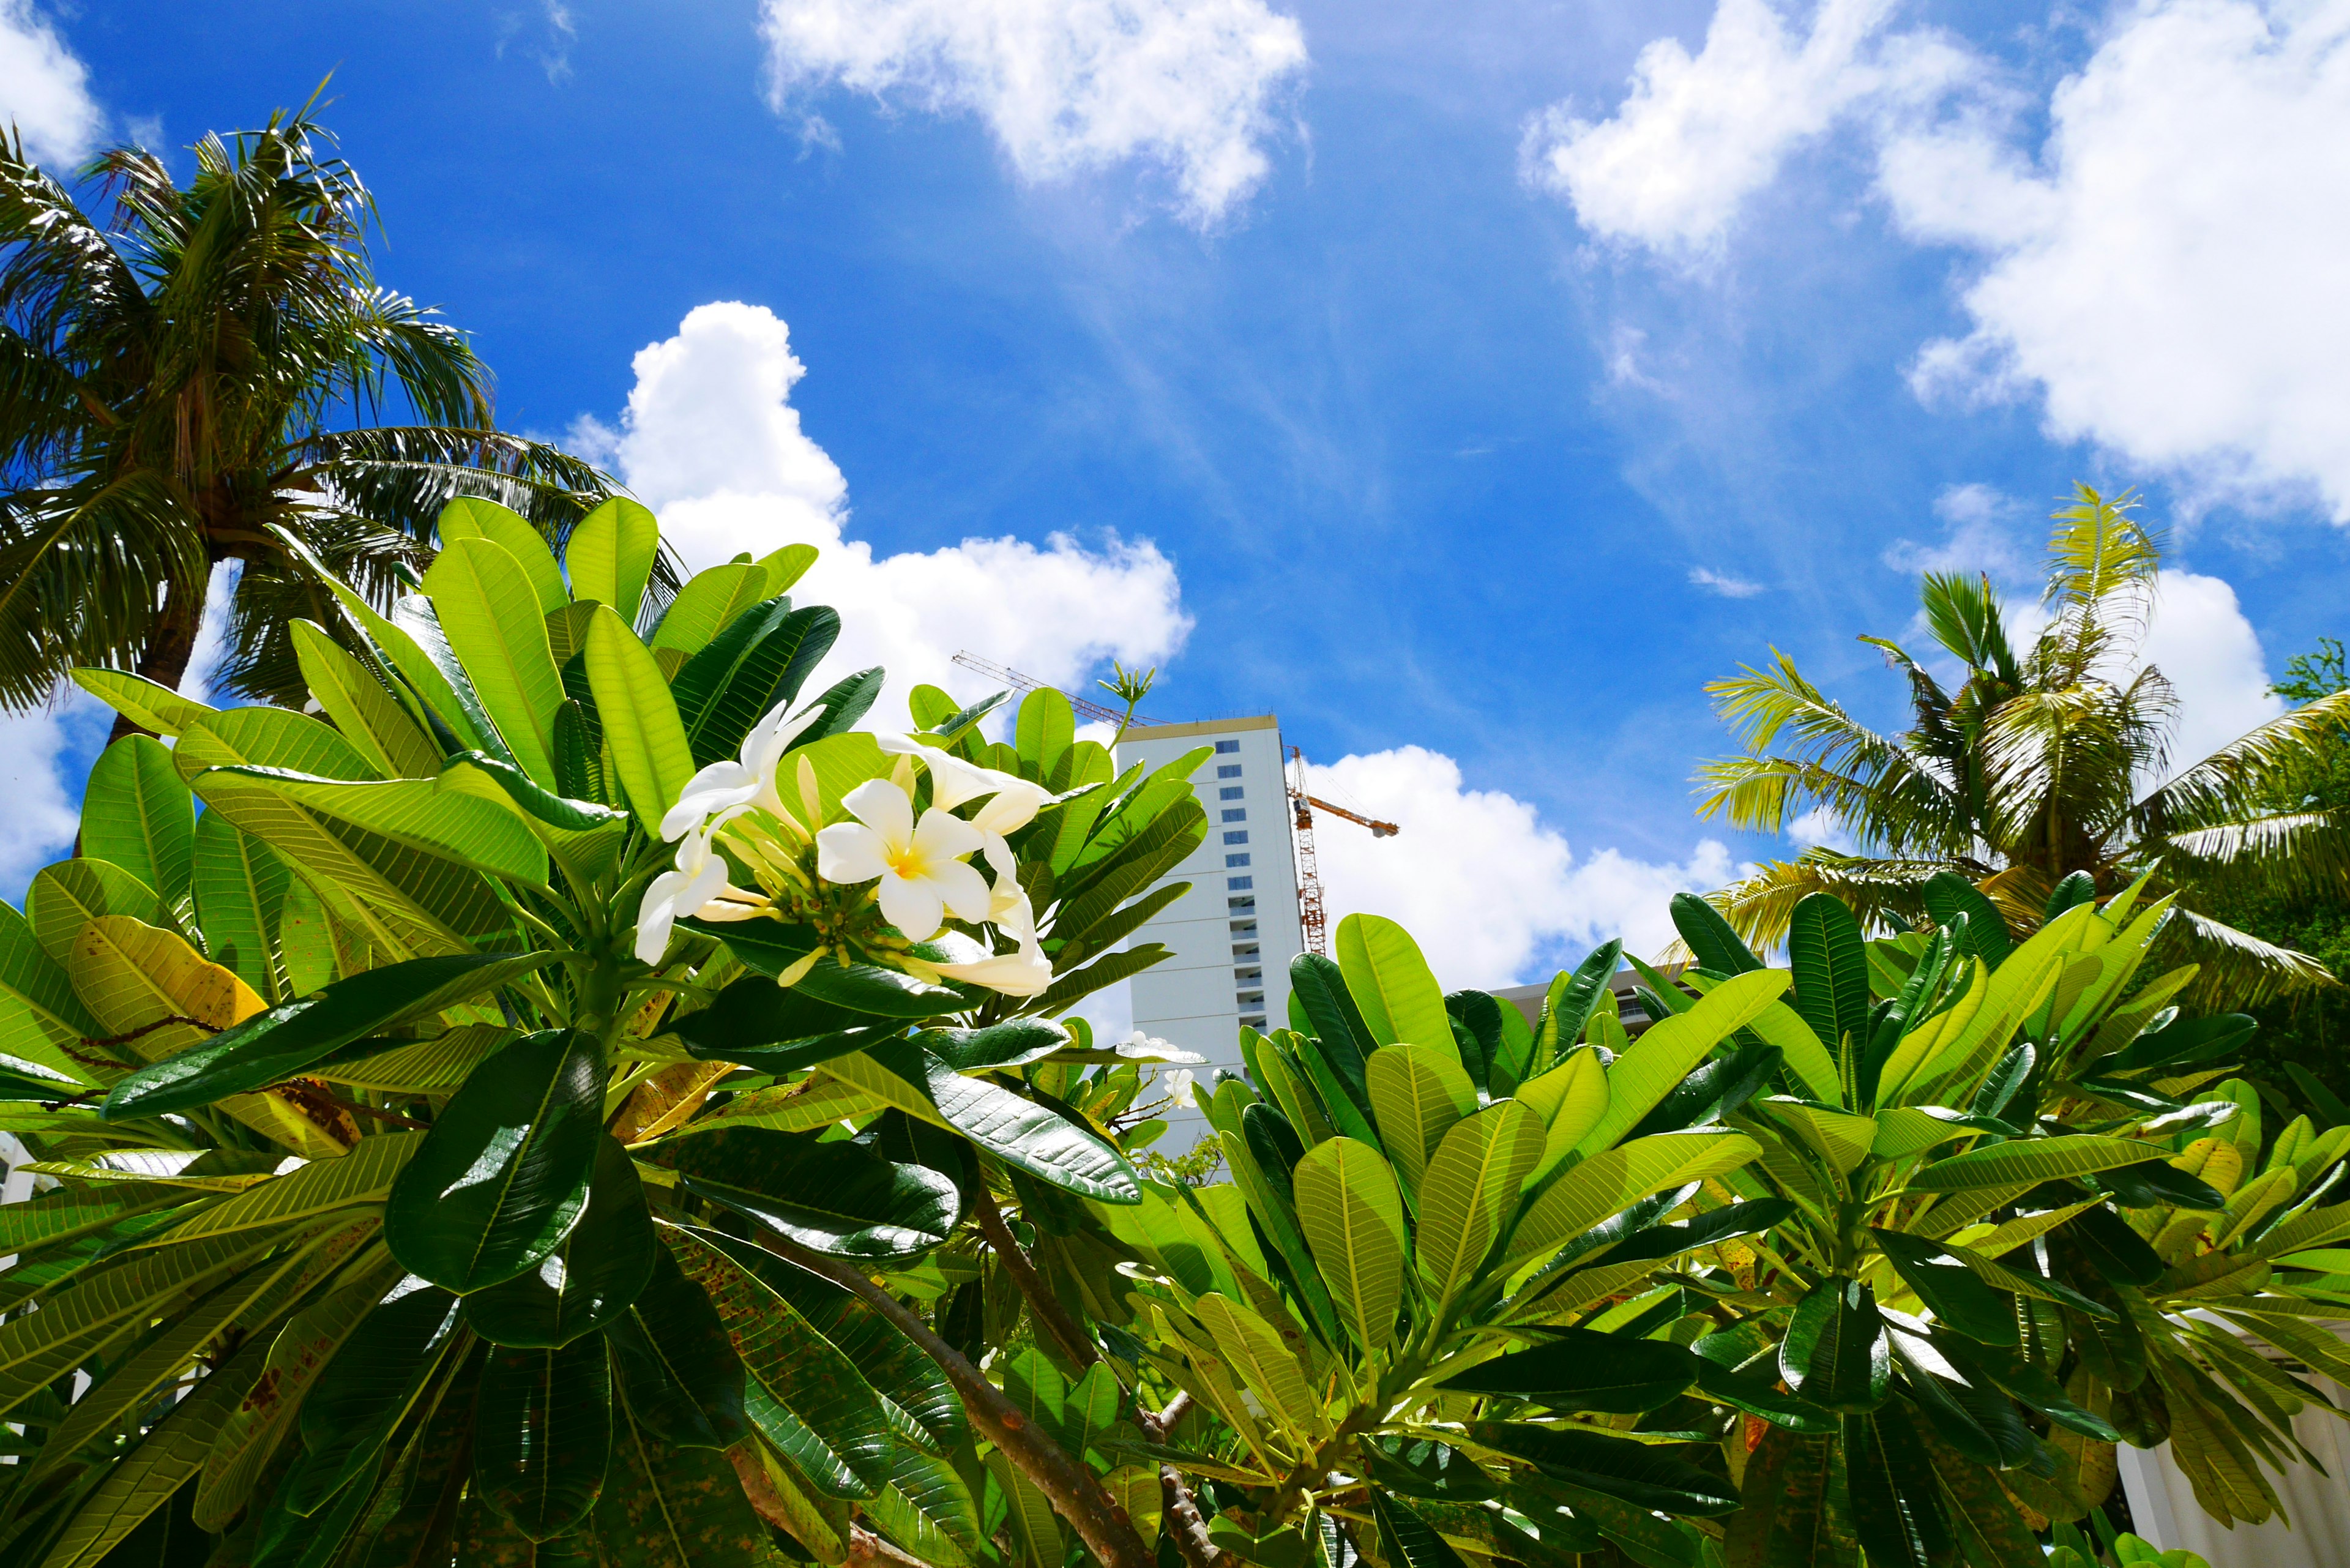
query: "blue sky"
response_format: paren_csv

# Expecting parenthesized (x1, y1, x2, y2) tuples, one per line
(7, 0, 2350, 984)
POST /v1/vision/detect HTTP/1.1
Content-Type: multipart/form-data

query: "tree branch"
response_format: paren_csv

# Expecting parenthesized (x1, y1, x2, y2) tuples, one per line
(972, 1181, 1098, 1371)
(851, 1523, 936, 1568)
(1141, 1393, 1223, 1568)
(752, 1230, 1156, 1568)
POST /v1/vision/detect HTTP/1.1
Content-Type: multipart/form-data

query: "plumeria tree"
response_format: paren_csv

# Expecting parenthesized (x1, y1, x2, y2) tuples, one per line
(0, 496, 1211, 1567)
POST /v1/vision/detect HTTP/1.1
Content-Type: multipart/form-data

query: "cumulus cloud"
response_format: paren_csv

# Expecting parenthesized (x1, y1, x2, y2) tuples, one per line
(0, 696, 102, 901)
(2141, 570, 2285, 773)
(1883, 0, 2350, 515)
(1882, 482, 2039, 581)
(1689, 566, 1766, 598)
(1302, 746, 1740, 985)
(0, 0, 102, 168)
(584, 301, 1191, 726)
(759, 0, 1309, 225)
(1523, 0, 1975, 254)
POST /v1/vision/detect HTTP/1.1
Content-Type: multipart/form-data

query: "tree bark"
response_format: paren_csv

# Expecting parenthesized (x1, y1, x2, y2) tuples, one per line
(1141, 1394, 1225, 1568)
(753, 1232, 1158, 1568)
(972, 1184, 1098, 1372)
(107, 568, 208, 744)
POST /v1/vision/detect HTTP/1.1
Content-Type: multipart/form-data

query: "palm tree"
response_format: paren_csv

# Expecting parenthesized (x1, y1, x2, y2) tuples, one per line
(1695, 483, 2350, 1004)
(0, 101, 619, 727)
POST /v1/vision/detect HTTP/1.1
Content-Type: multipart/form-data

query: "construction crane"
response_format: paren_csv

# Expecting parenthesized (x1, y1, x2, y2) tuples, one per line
(1286, 745, 1399, 958)
(949, 652, 1161, 731)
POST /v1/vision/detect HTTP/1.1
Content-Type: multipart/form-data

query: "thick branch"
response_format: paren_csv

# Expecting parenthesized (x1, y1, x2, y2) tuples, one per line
(1141, 1393, 1223, 1568)
(753, 1231, 1156, 1568)
(973, 1182, 1098, 1371)
(851, 1524, 936, 1568)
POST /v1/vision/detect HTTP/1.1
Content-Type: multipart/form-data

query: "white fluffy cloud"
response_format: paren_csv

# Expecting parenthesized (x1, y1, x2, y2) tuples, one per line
(2141, 570, 2285, 772)
(1884, 0, 2350, 515)
(1302, 746, 1740, 986)
(0, 0, 100, 168)
(1524, 0, 1974, 253)
(1689, 566, 1765, 598)
(0, 698, 99, 899)
(759, 0, 1308, 225)
(583, 301, 1192, 725)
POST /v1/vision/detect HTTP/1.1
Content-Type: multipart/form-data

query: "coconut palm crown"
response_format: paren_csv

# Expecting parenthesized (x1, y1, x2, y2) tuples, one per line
(1695, 484, 2350, 1005)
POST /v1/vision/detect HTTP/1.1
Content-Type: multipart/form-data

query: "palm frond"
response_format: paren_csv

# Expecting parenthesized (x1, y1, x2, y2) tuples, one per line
(1701, 652, 1963, 840)
(2136, 689, 2350, 835)
(1919, 571, 2023, 684)
(2162, 906, 2337, 1009)
(0, 476, 206, 706)
(1710, 849, 1952, 951)
(2041, 483, 2162, 682)
(2153, 809, 2350, 905)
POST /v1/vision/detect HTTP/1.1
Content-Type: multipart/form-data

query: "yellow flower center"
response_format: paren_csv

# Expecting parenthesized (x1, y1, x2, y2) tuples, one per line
(886, 845, 928, 880)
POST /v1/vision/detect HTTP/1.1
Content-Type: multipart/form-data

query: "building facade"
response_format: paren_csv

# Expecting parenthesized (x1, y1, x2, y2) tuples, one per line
(1114, 715, 1306, 1146)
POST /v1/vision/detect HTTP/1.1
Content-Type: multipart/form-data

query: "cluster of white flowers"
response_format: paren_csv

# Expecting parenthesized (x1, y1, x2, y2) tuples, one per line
(633, 701, 1058, 998)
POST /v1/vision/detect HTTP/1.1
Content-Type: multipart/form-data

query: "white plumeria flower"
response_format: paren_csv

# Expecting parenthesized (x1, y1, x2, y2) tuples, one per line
(815, 778, 990, 942)
(1159, 1067, 1196, 1107)
(633, 826, 744, 965)
(933, 887, 1054, 996)
(875, 734, 1054, 834)
(658, 700, 825, 842)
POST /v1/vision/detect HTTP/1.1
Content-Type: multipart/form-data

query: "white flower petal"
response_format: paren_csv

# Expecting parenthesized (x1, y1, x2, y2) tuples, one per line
(843, 777, 916, 845)
(878, 873, 947, 943)
(928, 857, 994, 924)
(817, 821, 890, 884)
(910, 806, 983, 863)
(934, 947, 1054, 997)
(972, 782, 1051, 837)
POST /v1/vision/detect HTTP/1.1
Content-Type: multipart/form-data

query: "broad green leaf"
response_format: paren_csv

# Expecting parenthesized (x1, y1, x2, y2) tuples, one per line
(440, 496, 571, 617)
(690, 918, 966, 1021)
(1908, 1134, 2162, 1193)
(1894, 904, 2097, 1106)
(759, 542, 819, 591)
(1779, 1280, 1889, 1413)
(650, 563, 769, 665)
(1757, 1099, 1878, 1177)
(1516, 1049, 1610, 1178)
(282, 1278, 466, 1517)
(1578, 969, 1788, 1154)
(1337, 914, 1455, 1057)
(584, 605, 695, 833)
(198, 768, 549, 887)
(1869, 1230, 2021, 1345)
(1192, 1293, 1325, 1443)
(154, 1136, 421, 1247)
(194, 1251, 406, 1529)
(985, 1452, 1064, 1568)
(1745, 999, 1843, 1105)
(105, 950, 552, 1118)
(386, 1029, 604, 1293)
(1441, 1325, 1699, 1413)
(1668, 892, 1763, 975)
(69, 667, 218, 739)
(1416, 1100, 1545, 1303)
(0, 892, 102, 1049)
(1788, 893, 1870, 1059)
(868, 1444, 980, 1566)
(1534, 941, 1623, 1071)
(291, 619, 442, 780)
(175, 705, 381, 784)
(1465, 1422, 1739, 1515)
(565, 498, 660, 629)
(606, 1244, 750, 1452)
(476, 1337, 613, 1539)
(1371, 1491, 1472, 1568)
(673, 600, 840, 767)
(426, 536, 569, 784)
(1294, 1136, 1408, 1354)
(192, 812, 291, 1004)
(311, 1023, 510, 1092)
(820, 1043, 1141, 1203)
(27, 857, 161, 966)
(673, 1076, 885, 1137)
(1365, 1043, 1477, 1198)
(81, 736, 195, 913)
(466, 1135, 657, 1348)
(666, 1227, 890, 1499)
(1506, 1130, 1760, 1272)
(1015, 688, 1076, 779)
(596, 1375, 769, 1568)
(656, 1127, 958, 1259)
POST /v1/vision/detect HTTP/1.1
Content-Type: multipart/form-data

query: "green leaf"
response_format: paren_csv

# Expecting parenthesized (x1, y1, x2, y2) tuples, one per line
(423, 539, 570, 783)
(475, 1336, 613, 1540)
(1908, 1134, 2162, 1192)
(191, 812, 292, 1005)
(1778, 1280, 1889, 1413)
(27, 856, 161, 966)
(649, 564, 771, 665)
(1371, 1491, 1471, 1568)
(441, 496, 572, 618)
(822, 1043, 1142, 1203)
(868, 1444, 980, 1566)
(1365, 1043, 1477, 1198)
(1668, 892, 1762, 975)
(1690, 1356, 1837, 1434)
(1293, 1136, 1408, 1354)
(1578, 969, 1789, 1153)
(673, 600, 840, 767)
(565, 498, 661, 629)
(1442, 1326, 1702, 1412)
(386, 1029, 604, 1293)
(1414, 1100, 1545, 1303)
(595, 1386, 767, 1568)
(1841, 1406, 1951, 1568)
(584, 605, 695, 834)
(1534, 941, 1623, 1072)
(1335, 914, 1455, 1057)
(654, 1127, 958, 1259)
(1788, 892, 1870, 1058)
(312, 1024, 510, 1092)
(1869, 1230, 2020, 1346)
(82, 736, 195, 913)
(104, 951, 552, 1118)
(606, 1243, 748, 1450)
(1506, 1131, 1760, 1272)
(291, 619, 444, 782)
(466, 1135, 658, 1347)
(438, 752, 629, 834)
(69, 667, 218, 740)
(198, 768, 551, 887)
(985, 1452, 1062, 1568)
(665, 1227, 891, 1499)
(1725, 1427, 1859, 1568)
(285, 1280, 464, 1515)
(1922, 872, 2010, 966)
(158, 1135, 421, 1247)
(1465, 1422, 1739, 1516)
(0, 887, 103, 1043)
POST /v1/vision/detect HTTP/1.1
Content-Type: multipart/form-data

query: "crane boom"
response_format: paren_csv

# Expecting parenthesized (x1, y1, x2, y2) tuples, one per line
(949, 652, 1159, 730)
(1286, 746, 1401, 957)
(1304, 796, 1398, 837)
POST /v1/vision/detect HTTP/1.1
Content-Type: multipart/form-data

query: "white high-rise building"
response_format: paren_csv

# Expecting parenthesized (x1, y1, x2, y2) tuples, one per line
(1114, 715, 1305, 1147)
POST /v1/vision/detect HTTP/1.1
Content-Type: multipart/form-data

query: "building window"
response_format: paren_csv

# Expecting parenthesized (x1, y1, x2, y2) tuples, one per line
(1240, 1015, 1267, 1030)
(1237, 991, 1265, 1009)
(1230, 920, 1258, 937)
(1225, 853, 1251, 868)
(1214, 739, 1240, 754)
(1217, 764, 1242, 779)
(1234, 968, 1263, 983)
(1228, 894, 1256, 909)
(1232, 944, 1259, 960)
(1223, 831, 1248, 847)
(1219, 786, 1244, 801)
(1222, 808, 1246, 823)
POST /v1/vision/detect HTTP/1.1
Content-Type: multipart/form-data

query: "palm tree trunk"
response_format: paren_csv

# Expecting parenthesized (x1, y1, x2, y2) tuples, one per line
(105, 573, 206, 744)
